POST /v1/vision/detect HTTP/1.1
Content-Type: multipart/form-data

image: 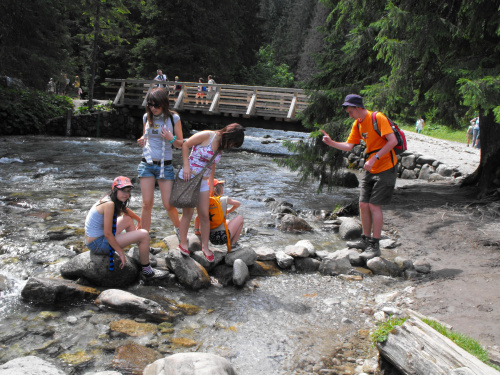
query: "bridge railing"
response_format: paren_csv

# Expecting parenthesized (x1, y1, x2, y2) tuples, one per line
(104, 79, 308, 121)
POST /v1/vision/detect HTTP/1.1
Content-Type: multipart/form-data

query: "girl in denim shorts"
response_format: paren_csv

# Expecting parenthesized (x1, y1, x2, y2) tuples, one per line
(84, 176, 167, 280)
(137, 88, 184, 237)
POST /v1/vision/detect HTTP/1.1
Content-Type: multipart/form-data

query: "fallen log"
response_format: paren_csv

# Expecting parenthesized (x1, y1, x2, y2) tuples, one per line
(376, 317, 500, 375)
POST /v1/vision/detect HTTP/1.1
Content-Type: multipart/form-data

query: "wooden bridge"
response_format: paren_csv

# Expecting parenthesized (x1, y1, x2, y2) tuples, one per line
(105, 79, 309, 122)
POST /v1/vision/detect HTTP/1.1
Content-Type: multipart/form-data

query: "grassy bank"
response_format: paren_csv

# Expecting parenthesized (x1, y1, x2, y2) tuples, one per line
(399, 122, 469, 144)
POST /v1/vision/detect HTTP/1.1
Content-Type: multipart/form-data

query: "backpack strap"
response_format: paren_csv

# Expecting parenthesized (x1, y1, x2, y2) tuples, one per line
(224, 220, 231, 252)
(365, 111, 396, 166)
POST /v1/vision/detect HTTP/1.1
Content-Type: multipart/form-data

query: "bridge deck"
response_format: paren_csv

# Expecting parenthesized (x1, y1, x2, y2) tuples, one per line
(104, 79, 308, 121)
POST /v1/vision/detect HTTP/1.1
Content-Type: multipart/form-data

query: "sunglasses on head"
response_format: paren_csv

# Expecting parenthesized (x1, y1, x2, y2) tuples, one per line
(147, 102, 161, 109)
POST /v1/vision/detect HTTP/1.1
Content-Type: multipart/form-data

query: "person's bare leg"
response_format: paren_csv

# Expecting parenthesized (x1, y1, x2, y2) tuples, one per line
(158, 179, 180, 228)
(139, 177, 156, 231)
(197, 191, 213, 258)
(227, 215, 244, 245)
(359, 201, 372, 238)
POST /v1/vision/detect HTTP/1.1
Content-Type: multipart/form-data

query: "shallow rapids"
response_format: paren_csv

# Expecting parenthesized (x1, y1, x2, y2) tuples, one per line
(0, 130, 407, 374)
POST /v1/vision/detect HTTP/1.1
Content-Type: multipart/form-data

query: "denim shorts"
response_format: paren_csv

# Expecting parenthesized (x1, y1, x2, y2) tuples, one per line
(137, 161, 175, 180)
(86, 236, 111, 255)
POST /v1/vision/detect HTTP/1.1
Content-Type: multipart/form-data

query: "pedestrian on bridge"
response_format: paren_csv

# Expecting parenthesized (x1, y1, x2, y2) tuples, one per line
(154, 69, 168, 89)
(195, 77, 207, 106)
(137, 87, 184, 238)
(176, 123, 245, 262)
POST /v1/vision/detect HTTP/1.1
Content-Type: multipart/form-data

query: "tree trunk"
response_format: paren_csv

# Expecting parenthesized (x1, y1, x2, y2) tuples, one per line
(462, 110, 500, 199)
(377, 317, 500, 375)
(88, 1, 101, 110)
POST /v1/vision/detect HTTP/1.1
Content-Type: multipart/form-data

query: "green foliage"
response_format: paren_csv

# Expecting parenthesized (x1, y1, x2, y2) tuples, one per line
(241, 45, 294, 87)
(422, 318, 500, 371)
(458, 76, 500, 123)
(0, 0, 74, 90)
(0, 86, 72, 133)
(371, 316, 408, 343)
(74, 101, 113, 115)
(277, 118, 351, 192)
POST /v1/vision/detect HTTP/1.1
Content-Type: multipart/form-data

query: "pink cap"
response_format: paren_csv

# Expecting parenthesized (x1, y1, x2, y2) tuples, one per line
(112, 176, 134, 190)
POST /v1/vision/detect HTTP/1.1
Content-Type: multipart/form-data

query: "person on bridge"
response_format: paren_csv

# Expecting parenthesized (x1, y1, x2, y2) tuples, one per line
(174, 76, 182, 100)
(176, 123, 245, 262)
(207, 75, 216, 103)
(321, 94, 398, 262)
(137, 87, 184, 239)
(195, 77, 207, 106)
(154, 69, 168, 89)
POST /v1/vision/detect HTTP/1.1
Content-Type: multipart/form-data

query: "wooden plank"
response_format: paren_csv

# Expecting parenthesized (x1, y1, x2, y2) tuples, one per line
(209, 91, 221, 113)
(377, 317, 500, 375)
(113, 82, 125, 106)
(246, 93, 257, 115)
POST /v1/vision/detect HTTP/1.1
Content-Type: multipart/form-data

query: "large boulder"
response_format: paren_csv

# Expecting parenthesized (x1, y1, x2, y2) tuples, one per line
(418, 164, 435, 180)
(0, 356, 66, 375)
(165, 249, 211, 290)
(60, 251, 138, 287)
(275, 251, 294, 269)
(338, 217, 362, 240)
(232, 259, 250, 287)
(366, 257, 401, 277)
(254, 246, 276, 261)
(295, 257, 321, 272)
(319, 250, 353, 276)
(21, 277, 101, 305)
(401, 154, 417, 170)
(144, 353, 237, 375)
(225, 247, 258, 266)
(279, 214, 313, 233)
(94, 289, 178, 322)
(284, 244, 309, 258)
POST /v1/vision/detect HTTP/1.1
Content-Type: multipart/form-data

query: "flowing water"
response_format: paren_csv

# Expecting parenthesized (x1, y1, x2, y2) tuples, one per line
(0, 129, 406, 374)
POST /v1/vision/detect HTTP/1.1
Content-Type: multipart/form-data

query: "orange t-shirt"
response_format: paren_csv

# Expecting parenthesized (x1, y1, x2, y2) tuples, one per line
(346, 110, 395, 174)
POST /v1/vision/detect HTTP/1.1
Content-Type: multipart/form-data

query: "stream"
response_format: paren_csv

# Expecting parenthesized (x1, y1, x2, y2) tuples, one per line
(0, 128, 410, 374)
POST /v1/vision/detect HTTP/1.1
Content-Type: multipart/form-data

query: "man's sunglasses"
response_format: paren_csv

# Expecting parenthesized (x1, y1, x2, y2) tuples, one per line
(147, 102, 161, 109)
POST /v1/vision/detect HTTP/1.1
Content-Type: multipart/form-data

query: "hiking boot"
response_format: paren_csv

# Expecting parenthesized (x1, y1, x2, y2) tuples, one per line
(346, 236, 369, 250)
(141, 268, 169, 281)
(359, 240, 381, 261)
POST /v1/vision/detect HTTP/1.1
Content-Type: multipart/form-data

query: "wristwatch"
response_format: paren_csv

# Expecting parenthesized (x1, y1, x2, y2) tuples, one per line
(375, 154, 380, 160)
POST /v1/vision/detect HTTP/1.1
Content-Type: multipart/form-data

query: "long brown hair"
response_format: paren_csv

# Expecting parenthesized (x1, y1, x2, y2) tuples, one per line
(216, 123, 245, 151)
(145, 88, 171, 126)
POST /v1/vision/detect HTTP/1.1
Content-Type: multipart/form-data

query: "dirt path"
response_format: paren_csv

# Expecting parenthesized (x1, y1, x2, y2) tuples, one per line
(385, 133, 500, 354)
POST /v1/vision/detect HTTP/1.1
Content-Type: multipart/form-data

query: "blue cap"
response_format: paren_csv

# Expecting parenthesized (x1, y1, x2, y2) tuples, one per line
(342, 94, 364, 108)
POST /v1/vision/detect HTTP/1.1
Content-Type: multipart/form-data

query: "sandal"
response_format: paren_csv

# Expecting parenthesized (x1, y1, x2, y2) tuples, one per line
(178, 245, 190, 256)
(202, 248, 215, 262)
(194, 228, 201, 236)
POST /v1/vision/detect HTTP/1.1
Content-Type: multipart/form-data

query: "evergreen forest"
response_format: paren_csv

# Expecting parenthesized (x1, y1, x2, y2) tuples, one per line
(1, 0, 499, 195)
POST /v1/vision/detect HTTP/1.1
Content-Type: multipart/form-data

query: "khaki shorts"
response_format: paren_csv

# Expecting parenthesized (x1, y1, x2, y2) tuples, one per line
(359, 166, 397, 205)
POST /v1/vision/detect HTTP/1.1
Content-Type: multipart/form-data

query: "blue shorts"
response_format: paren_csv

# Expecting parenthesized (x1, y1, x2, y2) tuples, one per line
(86, 236, 111, 255)
(137, 161, 175, 180)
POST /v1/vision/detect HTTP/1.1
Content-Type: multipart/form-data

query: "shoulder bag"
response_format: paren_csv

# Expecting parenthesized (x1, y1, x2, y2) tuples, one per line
(170, 151, 220, 208)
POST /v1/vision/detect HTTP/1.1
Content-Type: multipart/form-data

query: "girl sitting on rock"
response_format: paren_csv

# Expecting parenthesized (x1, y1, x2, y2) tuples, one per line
(84, 176, 167, 280)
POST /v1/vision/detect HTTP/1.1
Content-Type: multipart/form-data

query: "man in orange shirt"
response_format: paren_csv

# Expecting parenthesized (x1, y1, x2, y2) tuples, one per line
(321, 94, 398, 261)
